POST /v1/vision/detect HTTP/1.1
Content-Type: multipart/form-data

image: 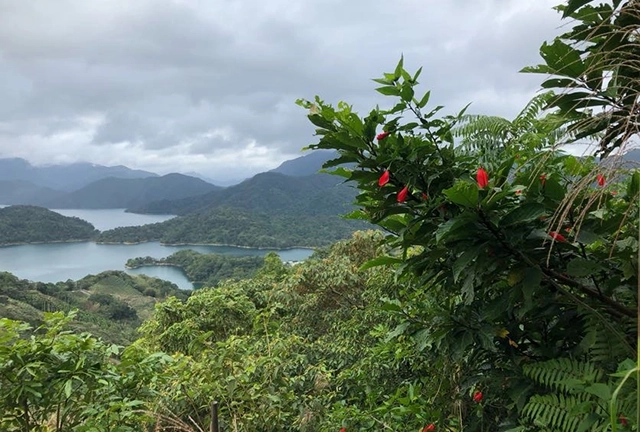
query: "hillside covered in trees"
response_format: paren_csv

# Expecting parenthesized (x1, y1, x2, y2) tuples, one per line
(98, 206, 363, 248)
(0, 205, 98, 245)
(0, 0, 638, 430)
(0, 270, 189, 345)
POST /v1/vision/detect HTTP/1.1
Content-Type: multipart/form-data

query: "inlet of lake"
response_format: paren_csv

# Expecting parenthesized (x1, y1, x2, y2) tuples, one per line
(0, 208, 314, 289)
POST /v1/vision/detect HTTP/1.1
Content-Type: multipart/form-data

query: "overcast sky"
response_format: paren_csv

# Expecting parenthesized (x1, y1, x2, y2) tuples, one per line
(0, 0, 563, 184)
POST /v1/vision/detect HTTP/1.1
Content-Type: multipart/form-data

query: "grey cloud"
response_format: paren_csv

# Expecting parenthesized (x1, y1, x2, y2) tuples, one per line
(0, 0, 563, 182)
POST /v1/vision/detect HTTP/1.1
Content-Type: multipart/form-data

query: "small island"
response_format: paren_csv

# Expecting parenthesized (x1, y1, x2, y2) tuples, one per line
(126, 249, 266, 287)
(0, 205, 98, 246)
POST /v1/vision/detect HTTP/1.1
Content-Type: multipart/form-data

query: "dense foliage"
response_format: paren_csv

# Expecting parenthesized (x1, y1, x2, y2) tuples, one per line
(0, 270, 189, 345)
(0, 205, 98, 245)
(0, 0, 638, 430)
(98, 206, 364, 248)
(126, 249, 265, 286)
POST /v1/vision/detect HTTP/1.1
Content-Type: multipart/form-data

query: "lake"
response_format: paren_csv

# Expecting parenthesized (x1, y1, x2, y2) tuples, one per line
(0, 208, 314, 289)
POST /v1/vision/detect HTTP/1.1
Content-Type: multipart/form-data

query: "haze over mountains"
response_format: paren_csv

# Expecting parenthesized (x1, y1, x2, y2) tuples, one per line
(0, 150, 362, 248)
(0, 151, 342, 211)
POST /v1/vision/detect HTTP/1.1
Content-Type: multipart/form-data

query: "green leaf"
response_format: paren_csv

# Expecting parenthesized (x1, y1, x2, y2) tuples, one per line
(400, 84, 414, 102)
(417, 91, 431, 108)
(435, 216, 477, 244)
(522, 268, 542, 313)
(376, 86, 401, 97)
(394, 56, 404, 81)
(562, 0, 594, 18)
(566, 258, 604, 277)
(453, 245, 483, 283)
(359, 256, 404, 271)
(540, 78, 578, 89)
(308, 114, 335, 130)
(499, 203, 547, 227)
(539, 39, 586, 79)
(64, 379, 73, 398)
(443, 181, 479, 208)
(584, 383, 611, 401)
(627, 171, 640, 198)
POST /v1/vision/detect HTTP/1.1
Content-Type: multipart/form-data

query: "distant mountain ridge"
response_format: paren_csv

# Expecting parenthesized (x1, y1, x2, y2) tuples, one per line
(270, 150, 339, 177)
(129, 171, 356, 216)
(0, 180, 66, 205)
(44, 174, 221, 209)
(0, 158, 157, 192)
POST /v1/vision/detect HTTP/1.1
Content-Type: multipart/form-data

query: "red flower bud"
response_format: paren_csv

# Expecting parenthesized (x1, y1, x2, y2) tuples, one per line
(473, 391, 483, 403)
(376, 131, 391, 141)
(597, 174, 605, 187)
(423, 424, 436, 432)
(549, 231, 567, 242)
(397, 185, 409, 203)
(515, 189, 522, 195)
(619, 414, 628, 426)
(378, 170, 390, 187)
(340, 428, 347, 432)
(421, 192, 428, 201)
(476, 168, 489, 188)
(539, 174, 547, 185)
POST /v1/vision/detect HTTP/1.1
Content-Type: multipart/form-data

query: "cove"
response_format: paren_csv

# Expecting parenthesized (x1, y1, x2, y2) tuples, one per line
(0, 208, 314, 290)
(0, 241, 313, 290)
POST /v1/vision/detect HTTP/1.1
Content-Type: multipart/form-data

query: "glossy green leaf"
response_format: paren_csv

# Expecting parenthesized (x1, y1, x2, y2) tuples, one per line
(500, 203, 547, 227)
(443, 181, 479, 208)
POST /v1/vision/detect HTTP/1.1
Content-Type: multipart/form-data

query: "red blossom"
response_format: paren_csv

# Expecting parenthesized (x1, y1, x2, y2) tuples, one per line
(473, 391, 483, 403)
(340, 428, 346, 432)
(376, 131, 391, 141)
(515, 189, 522, 195)
(620, 414, 628, 427)
(378, 170, 390, 187)
(397, 186, 409, 203)
(549, 231, 567, 242)
(597, 174, 606, 187)
(476, 168, 489, 188)
(539, 174, 547, 185)
(423, 424, 436, 432)
(421, 192, 428, 201)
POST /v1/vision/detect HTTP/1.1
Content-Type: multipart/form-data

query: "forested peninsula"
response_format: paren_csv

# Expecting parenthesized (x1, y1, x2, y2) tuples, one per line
(98, 206, 364, 248)
(0, 205, 98, 245)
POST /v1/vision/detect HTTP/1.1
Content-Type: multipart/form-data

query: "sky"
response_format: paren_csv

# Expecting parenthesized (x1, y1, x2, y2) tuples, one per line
(0, 0, 564, 185)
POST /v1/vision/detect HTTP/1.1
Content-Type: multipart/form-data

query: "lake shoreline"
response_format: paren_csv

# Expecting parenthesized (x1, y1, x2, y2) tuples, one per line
(98, 240, 316, 250)
(1, 238, 316, 250)
(0, 238, 93, 248)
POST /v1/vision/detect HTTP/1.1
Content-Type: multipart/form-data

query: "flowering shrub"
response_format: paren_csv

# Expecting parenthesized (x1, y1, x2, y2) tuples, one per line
(298, 54, 638, 429)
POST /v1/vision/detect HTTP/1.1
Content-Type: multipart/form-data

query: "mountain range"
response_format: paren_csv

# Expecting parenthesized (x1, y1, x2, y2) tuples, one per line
(0, 158, 156, 191)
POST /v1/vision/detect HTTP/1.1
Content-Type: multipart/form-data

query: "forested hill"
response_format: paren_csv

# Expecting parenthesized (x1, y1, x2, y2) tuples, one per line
(128, 172, 355, 216)
(0, 270, 189, 345)
(44, 173, 221, 209)
(98, 206, 364, 248)
(0, 205, 98, 245)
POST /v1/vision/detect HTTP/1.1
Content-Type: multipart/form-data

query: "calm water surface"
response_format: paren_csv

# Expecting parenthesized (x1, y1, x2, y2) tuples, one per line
(0, 209, 313, 289)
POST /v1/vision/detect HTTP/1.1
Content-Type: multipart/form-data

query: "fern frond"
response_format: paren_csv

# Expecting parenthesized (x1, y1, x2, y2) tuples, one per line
(579, 311, 635, 365)
(453, 115, 513, 142)
(515, 92, 554, 126)
(523, 358, 603, 394)
(522, 393, 606, 431)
